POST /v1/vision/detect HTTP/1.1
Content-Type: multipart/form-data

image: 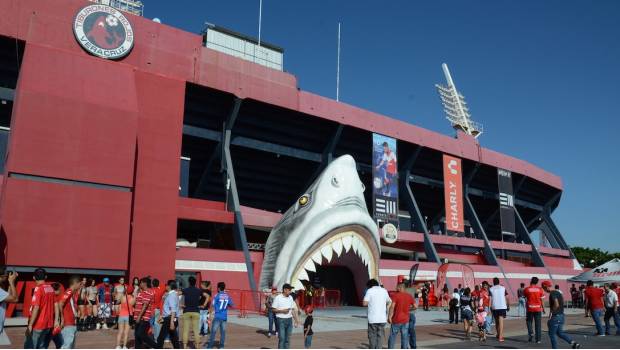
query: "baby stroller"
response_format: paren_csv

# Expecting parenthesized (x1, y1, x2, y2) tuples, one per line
(475, 307, 487, 342)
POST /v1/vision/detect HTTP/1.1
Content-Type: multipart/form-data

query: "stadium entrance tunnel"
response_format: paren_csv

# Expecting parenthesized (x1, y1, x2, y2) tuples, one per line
(307, 254, 363, 306)
(294, 228, 377, 307)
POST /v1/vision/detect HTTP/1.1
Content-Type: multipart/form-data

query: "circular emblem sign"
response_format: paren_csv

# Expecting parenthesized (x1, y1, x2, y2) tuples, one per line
(382, 223, 398, 244)
(73, 4, 134, 59)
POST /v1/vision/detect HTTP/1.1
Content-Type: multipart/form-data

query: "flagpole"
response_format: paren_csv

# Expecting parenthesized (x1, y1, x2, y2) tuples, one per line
(336, 22, 341, 102)
(258, 0, 263, 47)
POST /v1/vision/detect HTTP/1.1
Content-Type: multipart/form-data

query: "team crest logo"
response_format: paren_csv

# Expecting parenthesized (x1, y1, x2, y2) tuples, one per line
(73, 4, 134, 59)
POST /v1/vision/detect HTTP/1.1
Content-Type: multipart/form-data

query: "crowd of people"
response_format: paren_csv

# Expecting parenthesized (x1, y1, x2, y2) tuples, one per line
(1, 268, 232, 349)
(0, 268, 316, 349)
(1, 266, 619, 349)
(362, 276, 620, 349)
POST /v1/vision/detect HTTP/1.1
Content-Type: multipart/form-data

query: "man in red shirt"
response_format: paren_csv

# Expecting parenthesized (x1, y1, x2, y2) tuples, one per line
(25, 268, 57, 349)
(57, 276, 81, 349)
(524, 277, 545, 343)
(387, 283, 415, 349)
(151, 279, 166, 340)
(480, 281, 492, 335)
(584, 280, 605, 336)
(471, 285, 481, 305)
(133, 277, 157, 348)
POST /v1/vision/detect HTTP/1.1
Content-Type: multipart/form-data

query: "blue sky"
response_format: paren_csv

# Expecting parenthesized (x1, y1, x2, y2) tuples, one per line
(145, 1, 620, 252)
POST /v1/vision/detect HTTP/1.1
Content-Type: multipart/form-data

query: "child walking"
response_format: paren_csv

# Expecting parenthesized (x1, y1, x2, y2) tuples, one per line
(303, 306, 314, 349)
(475, 306, 488, 342)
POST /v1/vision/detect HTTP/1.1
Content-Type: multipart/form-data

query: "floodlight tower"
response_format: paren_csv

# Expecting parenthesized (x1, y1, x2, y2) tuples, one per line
(435, 63, 483, 138)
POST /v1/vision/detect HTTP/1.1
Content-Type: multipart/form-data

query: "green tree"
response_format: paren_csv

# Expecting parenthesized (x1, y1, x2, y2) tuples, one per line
(571, 246, 618, 268)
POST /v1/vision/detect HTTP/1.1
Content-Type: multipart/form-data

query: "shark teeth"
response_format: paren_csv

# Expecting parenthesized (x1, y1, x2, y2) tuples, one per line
(332, 239, 343, 257)
(352, 235, 361, 254)
(298, 268, 309, 282)
(293, 232, 376, 288)
(321, 245, 333, 263)
(304, 259, 316, 273)
(342, 236, 352, 252)
(293, 279, 304, 291)
(311, 251, 322, 265)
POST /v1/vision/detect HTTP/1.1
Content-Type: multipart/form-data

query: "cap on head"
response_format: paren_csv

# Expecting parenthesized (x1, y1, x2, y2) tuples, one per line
(103, 277, 110, 283)
(541, 281, 552, 289)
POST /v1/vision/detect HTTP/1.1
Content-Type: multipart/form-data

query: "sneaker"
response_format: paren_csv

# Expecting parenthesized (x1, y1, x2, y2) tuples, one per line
(102, 324, 109, 330)
(267, 332, 271, 338)
(536, 341, 541, 344)
(115, 346, 122, 349)
(528, 336, 533, 343)
(96, 323, 101, 330)
(122, 347, 128, 349)
(572, 342, 581, 349)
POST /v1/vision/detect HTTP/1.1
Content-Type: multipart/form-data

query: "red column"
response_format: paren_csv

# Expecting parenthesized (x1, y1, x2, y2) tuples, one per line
(128, 71, 185, 282)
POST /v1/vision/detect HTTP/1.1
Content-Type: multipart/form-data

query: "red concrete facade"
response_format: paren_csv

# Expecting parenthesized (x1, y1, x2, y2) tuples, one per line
(0, 0, 573, 291)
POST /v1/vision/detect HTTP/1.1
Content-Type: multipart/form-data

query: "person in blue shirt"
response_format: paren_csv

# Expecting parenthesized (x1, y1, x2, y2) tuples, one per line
(156, 280, 180, 349)
(206, 282, 233, 349)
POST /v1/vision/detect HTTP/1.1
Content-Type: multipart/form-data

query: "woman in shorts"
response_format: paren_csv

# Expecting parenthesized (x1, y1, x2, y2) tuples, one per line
(76, 277, 88, 330)
(130, 277, 140, 298)
(460, 288, 475, 339)
(115, 290, 134, 349)
(114, 277, 127, 318)
(87, 279, 98, 320)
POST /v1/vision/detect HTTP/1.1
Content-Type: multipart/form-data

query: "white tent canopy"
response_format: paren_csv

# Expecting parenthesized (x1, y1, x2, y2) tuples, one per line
(568, 258, 620, 284)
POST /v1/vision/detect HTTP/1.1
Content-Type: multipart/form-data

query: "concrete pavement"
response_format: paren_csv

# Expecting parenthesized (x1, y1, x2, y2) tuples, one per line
(1, 308, 617, 348)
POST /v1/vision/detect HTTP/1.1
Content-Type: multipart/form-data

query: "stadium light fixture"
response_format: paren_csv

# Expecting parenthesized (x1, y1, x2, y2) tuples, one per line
(436, 63, 483, 138)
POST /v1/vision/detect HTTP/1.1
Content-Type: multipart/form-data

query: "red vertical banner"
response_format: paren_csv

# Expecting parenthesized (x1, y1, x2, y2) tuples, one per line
(442, 154, 464, 233)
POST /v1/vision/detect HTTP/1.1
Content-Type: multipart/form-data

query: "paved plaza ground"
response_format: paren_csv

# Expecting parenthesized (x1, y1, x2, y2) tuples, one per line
(1, 307, 618, 349)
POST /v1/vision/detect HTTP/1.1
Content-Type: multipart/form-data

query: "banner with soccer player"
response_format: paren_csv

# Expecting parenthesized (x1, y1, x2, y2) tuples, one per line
(372, 133, 399, 229)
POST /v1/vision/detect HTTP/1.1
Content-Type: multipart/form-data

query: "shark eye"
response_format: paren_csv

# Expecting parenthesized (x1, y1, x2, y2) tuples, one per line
(298, 194, 310, 207)
(331, 176, 340, 187)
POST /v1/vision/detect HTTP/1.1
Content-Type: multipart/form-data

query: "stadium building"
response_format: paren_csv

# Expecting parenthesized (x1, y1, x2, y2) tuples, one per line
(0, 0, 581, 310)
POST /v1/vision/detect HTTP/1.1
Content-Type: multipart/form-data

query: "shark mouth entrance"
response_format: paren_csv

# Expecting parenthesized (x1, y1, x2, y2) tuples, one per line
(289, 226, 379, 305)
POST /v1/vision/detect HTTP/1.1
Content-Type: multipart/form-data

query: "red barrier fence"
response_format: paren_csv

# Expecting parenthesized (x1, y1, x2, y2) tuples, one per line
(297, 289, 341, 309)
(227, 289, 341, 317)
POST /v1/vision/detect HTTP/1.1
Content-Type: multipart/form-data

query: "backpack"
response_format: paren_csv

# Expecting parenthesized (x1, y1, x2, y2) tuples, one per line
(449, 298, 458, 308)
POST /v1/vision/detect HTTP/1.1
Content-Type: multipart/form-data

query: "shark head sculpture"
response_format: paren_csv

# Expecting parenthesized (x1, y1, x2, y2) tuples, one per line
(259, 154, 380, 294)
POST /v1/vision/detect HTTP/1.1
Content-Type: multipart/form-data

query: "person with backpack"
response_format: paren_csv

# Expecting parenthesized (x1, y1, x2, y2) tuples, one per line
(449, 288, 460, 324)
(459, 288, 474, 339)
